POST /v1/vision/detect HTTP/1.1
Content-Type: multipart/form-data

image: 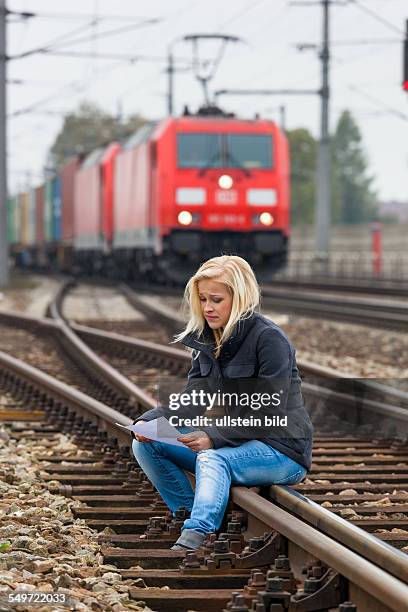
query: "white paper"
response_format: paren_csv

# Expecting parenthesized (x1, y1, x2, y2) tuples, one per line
(115, 417, 187, 447)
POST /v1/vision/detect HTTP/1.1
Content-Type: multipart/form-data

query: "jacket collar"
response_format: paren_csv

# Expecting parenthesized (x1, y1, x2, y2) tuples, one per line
(181, 312, 259, 358)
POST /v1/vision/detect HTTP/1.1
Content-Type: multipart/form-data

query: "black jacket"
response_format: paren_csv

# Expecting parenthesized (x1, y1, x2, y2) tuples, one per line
(136, 312, 313, 470)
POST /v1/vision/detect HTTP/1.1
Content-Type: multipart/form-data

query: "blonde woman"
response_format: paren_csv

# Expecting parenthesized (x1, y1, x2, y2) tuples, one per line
(132, 255, 313, 551)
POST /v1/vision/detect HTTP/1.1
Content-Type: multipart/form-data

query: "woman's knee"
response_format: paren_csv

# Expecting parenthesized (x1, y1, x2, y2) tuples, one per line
(280, 466, 307, 485)
(196, 448, 230, 472)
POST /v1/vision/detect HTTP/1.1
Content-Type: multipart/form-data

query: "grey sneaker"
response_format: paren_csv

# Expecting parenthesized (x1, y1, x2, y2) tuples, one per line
(170, 543, 192, 551)
(171, 528, 205, 551)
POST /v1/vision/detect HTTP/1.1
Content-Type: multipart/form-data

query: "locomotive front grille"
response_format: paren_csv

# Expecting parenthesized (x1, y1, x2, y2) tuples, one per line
(170, 230, 285, 257)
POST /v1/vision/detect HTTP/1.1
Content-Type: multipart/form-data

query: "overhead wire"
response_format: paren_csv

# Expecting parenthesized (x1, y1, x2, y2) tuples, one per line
(7, 0, 207, 190)
(7, 10, 157, 23)
(8, 0, 203, 117)
(351, 0, 404, 36)
(10, 19, 162, 60)
(345, 83, 408, 121)
(214, 0, 270, 32)
(9, 20, 101, 59)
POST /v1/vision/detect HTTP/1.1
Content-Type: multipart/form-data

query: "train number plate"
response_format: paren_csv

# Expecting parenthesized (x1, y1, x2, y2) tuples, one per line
(215, 189, 238, 204)
(207, 213, 246, 225)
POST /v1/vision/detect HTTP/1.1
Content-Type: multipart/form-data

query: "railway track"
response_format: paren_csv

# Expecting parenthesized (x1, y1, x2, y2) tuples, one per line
(1, 350, 408, 611)
(121, 278, 408, 331)
(269, 278, 408, 299)
(1, 283, 408, 610)
(261, 286, 408, 331)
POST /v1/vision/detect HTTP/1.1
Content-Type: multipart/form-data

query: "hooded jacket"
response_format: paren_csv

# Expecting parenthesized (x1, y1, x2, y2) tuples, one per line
(136, 312, 313, 470)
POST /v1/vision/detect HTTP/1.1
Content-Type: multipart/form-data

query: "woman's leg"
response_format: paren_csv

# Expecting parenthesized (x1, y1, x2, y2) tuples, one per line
(132, 436, 197, 514)
(180, 440, 306, 540)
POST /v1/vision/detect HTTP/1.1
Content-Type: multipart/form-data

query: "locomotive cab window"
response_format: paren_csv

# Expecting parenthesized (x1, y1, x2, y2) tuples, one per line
(227, 134, 273, 169)
(177, 133, 222, 168)
(177, 132, 273, 169)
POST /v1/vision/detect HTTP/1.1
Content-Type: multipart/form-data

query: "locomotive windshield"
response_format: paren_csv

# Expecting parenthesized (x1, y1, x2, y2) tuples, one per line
(177, 133, 273, 169)
(177, 134, 222, 169)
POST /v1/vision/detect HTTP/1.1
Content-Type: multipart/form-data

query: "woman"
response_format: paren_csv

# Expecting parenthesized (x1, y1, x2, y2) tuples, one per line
(132, 255, 313, 551)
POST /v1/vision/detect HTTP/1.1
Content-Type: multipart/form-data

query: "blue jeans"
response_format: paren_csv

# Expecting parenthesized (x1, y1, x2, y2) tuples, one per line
(132, 428, 307, 535)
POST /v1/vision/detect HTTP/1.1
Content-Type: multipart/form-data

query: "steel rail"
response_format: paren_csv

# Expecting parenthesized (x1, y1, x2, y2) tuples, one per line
(1, 348, 408, 610)
(0, 349, 132, 447)
(120, 283, 185, 336)
(0, 308, 62, 331)
(268, 485, 408, 584)
(118, 284, 408, 409)
(231, 488, 408, 612)
(47, 281, 155, 411)
(261, 289, 408, 330)
(71, 323, 188, 363)
(302, 381, 408, 434)
(263, 287, 408, 311)
(78, 321, 408, 403)
(267, 278, 408, 298)
(1, 305, 407, 416)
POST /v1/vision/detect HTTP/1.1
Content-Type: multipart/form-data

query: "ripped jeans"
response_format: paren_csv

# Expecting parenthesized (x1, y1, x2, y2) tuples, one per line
(132, 427, 307, 535)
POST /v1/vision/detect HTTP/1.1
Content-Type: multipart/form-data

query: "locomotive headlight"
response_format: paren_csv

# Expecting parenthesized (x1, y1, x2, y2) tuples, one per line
(178, 210, 193, 226)
(259, 212, 274, 226)
(218, 174, 233, 189)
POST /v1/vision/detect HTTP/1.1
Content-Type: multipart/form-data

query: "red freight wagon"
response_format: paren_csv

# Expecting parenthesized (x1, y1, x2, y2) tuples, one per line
(74, 143, 120, 259)
(102, 143, 120, 244)
(60, 158, 79, 244)
(113, 123, 157, 252)
(112, 115, 289, 282)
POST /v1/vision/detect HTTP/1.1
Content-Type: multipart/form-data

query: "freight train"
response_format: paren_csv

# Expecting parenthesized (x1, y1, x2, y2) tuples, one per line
(7, 111, 290, 283)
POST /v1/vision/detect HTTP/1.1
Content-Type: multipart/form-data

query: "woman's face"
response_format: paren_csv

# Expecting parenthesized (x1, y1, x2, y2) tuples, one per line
(197, 278, 233, 330)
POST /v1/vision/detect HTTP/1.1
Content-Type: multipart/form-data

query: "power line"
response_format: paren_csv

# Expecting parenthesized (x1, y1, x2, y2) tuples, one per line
(9, 19, 161, 60)
(35, 50, 193, 64)
(351, 0, 404, 36)
(215, 0, 269, 31)
(9, 20, 100, 59)
(8, 66, 117, 118)
(297, 38, 400, 48)
(346, 83, 408, 121)
(7, 78, 74, 87)
(7, 10, 157, 23)
(8, 46, 199, 119)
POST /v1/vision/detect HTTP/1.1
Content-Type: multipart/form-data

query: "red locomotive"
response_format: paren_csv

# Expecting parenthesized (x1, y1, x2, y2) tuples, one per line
(9, 111, 290, 283)
(112, 114, 290, 282)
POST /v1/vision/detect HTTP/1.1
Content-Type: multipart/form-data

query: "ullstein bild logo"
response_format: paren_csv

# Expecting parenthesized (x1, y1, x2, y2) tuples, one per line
(167, 390, 284, 412)
(167, 414, 288, 428)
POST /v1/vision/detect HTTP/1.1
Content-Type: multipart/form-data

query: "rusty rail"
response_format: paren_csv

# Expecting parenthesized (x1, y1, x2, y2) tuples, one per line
(1, 347, 408, 609)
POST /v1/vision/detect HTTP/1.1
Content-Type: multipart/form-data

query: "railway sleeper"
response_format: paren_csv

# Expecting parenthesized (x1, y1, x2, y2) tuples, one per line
(1, 356, 407, 611)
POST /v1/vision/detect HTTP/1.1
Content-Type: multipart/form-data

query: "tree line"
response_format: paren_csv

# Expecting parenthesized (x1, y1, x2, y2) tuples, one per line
(287, 110, 378, 225)
(49, 102, 378, 225)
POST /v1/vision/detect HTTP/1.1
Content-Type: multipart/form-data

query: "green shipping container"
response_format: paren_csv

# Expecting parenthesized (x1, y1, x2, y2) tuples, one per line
(44, 179, 53, 242)
(6, 196, 19, 244)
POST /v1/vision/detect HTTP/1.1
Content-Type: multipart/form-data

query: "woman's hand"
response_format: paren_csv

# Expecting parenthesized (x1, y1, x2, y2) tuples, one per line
(177, 431, 213, 452)
(133, 420, 153, 443)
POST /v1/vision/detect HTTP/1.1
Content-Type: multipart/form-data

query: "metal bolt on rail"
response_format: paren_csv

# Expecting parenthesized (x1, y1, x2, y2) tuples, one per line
(182, 551, 202, 570)
(243, 572, 268, 600)
(274, 555, 291, 572)
(255, 576, 291, 610)
(241, 534, 265, 556)
(224, 591, 250, 611)
(144, 516, 166, 539)
(266, 566, 297, 595)
(339, 602, 357, 612)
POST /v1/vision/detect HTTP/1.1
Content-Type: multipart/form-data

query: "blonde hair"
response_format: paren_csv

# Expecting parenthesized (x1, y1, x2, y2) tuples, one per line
(175, 255, 260, 357)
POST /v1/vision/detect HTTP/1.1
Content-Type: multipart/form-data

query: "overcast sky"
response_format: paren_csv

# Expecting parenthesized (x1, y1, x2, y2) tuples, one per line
(7, 0, 408, 201)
